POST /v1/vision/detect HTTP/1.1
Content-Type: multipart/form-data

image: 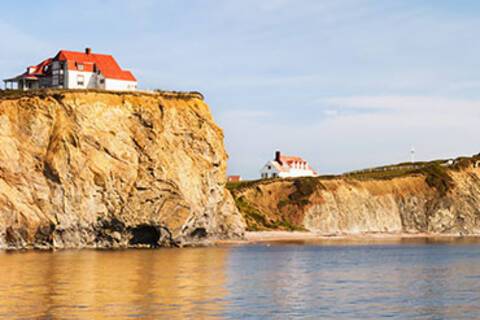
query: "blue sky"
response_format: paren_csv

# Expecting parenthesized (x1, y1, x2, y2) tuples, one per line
(2, 0, 480, 178)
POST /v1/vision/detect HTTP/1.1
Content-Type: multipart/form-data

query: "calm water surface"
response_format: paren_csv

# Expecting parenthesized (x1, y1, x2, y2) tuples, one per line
(1, 238, 480, 319)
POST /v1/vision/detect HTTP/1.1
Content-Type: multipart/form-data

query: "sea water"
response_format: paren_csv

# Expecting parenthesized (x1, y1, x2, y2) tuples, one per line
(0, 238, 479, 319)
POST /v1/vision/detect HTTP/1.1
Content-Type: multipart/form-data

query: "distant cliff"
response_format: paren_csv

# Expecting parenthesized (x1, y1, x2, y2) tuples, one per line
(0, 89, 245, 249)
(229, 157, 480, 235)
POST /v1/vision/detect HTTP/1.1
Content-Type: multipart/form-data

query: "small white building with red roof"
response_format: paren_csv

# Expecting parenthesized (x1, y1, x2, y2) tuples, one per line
(3, 48, 137, 91)
(260, 151, 317, 179)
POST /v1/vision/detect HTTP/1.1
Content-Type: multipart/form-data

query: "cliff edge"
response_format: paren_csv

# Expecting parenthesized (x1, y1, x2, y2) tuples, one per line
(229, 157, 480, 236)
(0, 90, 245, 249)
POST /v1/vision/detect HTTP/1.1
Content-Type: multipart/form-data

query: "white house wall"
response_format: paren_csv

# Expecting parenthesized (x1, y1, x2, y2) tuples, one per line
(279, 168, 316, 178)
(260, 161, 316, 179)
(65, 70, 97, 89)
(260, 161, 281, 178)
(64, 71, 136, 91)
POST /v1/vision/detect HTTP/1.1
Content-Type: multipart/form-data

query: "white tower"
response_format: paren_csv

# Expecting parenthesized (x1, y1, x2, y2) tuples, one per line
(410, 147, 416, 163)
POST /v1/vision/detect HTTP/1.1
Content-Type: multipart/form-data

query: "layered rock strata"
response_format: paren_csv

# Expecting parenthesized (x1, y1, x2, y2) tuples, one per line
(0, 90, 245, 249)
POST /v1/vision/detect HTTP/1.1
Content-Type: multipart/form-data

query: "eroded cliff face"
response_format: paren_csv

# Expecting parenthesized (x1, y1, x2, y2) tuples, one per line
(0, 90, 245, 249)
(230, 161, 480, 235)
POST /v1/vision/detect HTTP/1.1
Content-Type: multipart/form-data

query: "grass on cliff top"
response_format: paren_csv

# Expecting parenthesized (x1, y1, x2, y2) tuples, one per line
(0, 88, 204, 101)
(227, 175, 336, 193)
(228, 154, 480, 197)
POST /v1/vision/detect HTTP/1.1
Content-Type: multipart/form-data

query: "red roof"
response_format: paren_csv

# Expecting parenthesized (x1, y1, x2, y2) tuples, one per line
(279, 155, 305, 165)
(28, 58, 53, 76)
(55, 50, 136, 81)
(227, 176, 242, 182)
(8, 49, 136, 83)
(8, 58, 53, 80)
(272, 153, 317, 175)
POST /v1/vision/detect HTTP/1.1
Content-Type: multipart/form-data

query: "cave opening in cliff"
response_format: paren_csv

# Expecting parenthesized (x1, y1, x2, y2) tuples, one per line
(190, 227, 208, 239)
(129, 225, 160, 247)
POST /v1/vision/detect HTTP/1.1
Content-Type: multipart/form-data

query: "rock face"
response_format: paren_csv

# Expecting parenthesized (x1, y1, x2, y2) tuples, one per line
(0, 90, 245, 249)
(230, 159, 480, 235)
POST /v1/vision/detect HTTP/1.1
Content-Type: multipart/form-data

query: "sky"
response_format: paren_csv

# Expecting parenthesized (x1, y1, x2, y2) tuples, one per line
(2, 0, 480, 179)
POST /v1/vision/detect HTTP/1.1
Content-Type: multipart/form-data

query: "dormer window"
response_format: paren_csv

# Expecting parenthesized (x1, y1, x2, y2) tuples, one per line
(77, 63, 84, 71)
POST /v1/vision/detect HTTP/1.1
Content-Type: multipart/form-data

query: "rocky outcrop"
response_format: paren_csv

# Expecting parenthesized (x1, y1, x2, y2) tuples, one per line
(0, 90, 245, 249)
(230, 158, 480, 235)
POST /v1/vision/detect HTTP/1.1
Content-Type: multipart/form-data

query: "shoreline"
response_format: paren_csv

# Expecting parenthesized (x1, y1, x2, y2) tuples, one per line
(217, 231, 480, 245)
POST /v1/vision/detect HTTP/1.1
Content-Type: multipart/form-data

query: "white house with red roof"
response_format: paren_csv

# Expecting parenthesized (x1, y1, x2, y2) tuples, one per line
(260, 151, 317, 179)
(3, 48, 137, 91)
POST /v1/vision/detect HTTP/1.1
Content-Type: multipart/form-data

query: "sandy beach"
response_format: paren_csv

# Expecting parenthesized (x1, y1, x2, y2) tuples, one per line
(217, 231, 478, 245)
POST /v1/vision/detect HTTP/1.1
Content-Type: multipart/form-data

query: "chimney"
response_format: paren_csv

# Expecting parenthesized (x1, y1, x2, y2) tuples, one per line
(275, 150, 282, 164)
(85, 47, 92, 55)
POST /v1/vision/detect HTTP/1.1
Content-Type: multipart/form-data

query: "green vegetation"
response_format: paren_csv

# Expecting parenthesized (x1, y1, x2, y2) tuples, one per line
(231, 155, 480, 221)
(269, 220, 306, 232)
(345, 167, 417, 181)
(277, 177, 325, 209)
(226, 179, 264, 192)
(234, 196, 269, 231)
(451, 156, 480, 170)
(277, 198, 290, 209)
(234, 196, 304, 231)
(344, 156, 480, 196)
(421, 164, 454, 196)
(289, 177, 323, 204)
(153, 89, 204, 100)
(344, 161, 456, 196)
(0, 88, 204, 101)
(227, 175, 333, 194)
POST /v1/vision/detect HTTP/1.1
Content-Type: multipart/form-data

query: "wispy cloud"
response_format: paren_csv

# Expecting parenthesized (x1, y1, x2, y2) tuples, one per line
(322, 96, 480, 112)
(220, 95, 480, 178)
(2, 1, 480, 177)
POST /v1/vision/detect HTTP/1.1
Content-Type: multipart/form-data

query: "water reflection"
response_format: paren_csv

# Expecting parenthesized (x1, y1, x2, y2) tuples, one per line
(223, 240, 480, 319)
(0, 248, 229, 319)
(0, 239, 480, 319)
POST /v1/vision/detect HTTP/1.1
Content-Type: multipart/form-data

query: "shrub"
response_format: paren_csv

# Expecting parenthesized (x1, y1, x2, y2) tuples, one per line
(287, 177, 323, 206)
(420, 164, 454, 196)
(234, 195, 305, 231)
(234, 196, 270, 231)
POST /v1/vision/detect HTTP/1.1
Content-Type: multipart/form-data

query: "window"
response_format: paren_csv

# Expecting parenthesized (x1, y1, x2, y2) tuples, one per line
(99, 79, 105, 84)
(77, 74, 85, 86)
(77, 63, 84, 71)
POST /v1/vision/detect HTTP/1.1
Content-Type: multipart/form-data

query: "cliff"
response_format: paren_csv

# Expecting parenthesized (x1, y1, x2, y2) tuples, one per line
(229, 157, 480, 235)
(0, 89, 245, 249)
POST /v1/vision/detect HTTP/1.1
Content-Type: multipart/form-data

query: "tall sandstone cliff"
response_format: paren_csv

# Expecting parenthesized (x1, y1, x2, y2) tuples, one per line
(0, 90, 245, 249)
(230, 159, 480, 235)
